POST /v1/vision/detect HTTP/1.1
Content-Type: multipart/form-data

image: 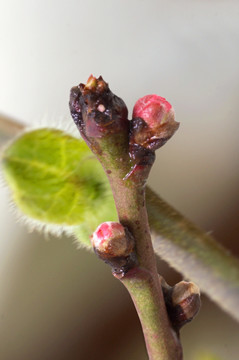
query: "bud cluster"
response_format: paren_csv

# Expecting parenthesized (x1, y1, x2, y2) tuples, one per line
(69, 75, 179, 166)
(70, 75, 180, 188)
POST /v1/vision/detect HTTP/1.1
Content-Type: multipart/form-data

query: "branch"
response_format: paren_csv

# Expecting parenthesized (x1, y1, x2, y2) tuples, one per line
(146, 186, 239, 321)
(69, 76, 183, 359)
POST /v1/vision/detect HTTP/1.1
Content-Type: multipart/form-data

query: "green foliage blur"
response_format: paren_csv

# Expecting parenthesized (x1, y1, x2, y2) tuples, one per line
(2, 128, 117, 247)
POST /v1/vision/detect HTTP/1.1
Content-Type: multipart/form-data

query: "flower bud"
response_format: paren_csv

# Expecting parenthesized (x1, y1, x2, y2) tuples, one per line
(133, 95, 174, 129)
(92, 221, 134, 257)
(91, 222, 136, 275)
(130, 94, 179, 153)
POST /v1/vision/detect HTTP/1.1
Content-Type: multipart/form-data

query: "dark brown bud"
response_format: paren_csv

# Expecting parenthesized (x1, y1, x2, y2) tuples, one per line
(161, 278, 201, 331)
(171, 281, 200, 329)
(69, 75, 129, 139)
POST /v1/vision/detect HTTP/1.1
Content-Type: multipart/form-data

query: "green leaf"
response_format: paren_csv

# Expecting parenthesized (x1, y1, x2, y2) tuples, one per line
(1, 128, 117, 247)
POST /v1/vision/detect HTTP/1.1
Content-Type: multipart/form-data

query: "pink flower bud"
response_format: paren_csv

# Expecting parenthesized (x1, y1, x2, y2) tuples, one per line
(130, 94, 180, 152)
(133, 95, 174, 130)
(91, 222, 134, 258)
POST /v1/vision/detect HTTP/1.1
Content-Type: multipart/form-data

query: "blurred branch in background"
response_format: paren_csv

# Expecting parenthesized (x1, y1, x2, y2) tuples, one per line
(0, 114, 25, 145)
(147, 188, 239, 321)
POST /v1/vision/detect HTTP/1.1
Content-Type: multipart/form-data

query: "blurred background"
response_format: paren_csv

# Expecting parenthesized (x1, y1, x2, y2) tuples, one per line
(0, 1, 239, 359)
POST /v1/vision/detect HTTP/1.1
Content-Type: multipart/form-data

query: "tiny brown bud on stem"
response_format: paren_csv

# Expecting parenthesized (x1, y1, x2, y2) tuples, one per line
(171, 281, 200, 329)
(160, 277, 201, 331)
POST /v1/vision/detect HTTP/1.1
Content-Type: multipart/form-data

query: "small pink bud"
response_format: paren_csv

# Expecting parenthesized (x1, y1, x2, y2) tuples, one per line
(130, 94, 179, 152)
(133, 95, 174, 129)
(91, 222, 134, 258)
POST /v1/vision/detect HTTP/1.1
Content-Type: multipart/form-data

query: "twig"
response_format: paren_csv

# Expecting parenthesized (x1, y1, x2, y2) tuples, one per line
(69, 76, 183, 359)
